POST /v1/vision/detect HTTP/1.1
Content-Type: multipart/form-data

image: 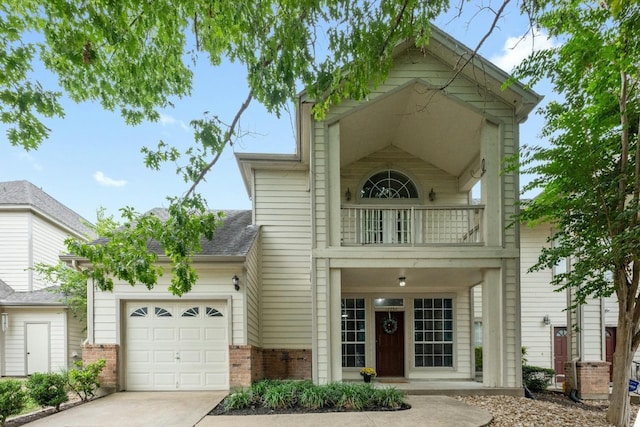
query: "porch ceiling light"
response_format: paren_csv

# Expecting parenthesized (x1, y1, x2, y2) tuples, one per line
(232, 275, 240, 291)
(398, 277, 406, 287)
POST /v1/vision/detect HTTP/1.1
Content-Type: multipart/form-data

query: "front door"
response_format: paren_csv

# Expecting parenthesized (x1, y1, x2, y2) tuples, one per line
(553, 327, 567, 378)
(26, 323, 50, 374)
(606, 327, 616, 382)
(375, 311, 404, 377)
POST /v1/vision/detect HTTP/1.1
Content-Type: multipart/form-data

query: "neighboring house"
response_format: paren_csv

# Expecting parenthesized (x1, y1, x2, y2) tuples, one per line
(73, 27, 541, 392)
(519, 222, 619, 383)
(0, 180, 93, 376)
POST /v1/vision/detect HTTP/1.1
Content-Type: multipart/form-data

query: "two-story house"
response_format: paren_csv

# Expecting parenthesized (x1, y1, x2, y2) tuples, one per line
(75, 27, 541, 393)
(0, 180, 93, 376)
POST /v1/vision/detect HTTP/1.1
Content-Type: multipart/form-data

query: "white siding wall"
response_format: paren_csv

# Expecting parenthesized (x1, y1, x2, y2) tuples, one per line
(254, 169, 312, 348)
(0, 212, 30, 291)
(3, 308, 68, 375)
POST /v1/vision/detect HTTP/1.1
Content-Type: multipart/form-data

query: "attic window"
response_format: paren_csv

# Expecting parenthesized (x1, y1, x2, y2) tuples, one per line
(155, 307, 172, 317)
(206, 307, 223, 317)
(130, 307, 148, 317)
(361, 170, 418, 199)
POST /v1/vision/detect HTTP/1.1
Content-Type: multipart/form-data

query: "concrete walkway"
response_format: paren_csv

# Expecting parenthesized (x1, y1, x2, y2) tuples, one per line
(20, 391, 224, 427)
(18, 392, 493, 427)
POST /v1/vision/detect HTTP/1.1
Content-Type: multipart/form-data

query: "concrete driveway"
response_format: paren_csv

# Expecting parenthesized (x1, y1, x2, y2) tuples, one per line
(21, 391, 226, 427)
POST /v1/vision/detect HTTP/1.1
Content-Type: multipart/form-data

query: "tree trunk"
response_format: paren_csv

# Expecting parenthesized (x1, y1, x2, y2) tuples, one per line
(608, 312, 633, 427)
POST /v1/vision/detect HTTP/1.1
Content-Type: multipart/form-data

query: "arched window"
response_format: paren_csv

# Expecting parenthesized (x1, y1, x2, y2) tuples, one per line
(361, 170, 418, 199)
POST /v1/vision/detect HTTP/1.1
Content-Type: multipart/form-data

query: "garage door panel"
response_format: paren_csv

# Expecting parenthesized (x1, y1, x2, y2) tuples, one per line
(153, 351, 178, 364)
(127, 350, 151, 363)
(179, 328, 202, 340)
(206, 349, 227, 363)
(153, 373, 177, 388)
(153, 328, 177, 341)
(126, 301, 228, 391)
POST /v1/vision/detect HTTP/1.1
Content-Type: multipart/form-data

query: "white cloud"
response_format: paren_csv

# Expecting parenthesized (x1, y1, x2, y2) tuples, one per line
(93, 171, 127, 187)
(18, 152, 43, 171)
(159, 113, 190, 132)
(490, 30, 557, 73)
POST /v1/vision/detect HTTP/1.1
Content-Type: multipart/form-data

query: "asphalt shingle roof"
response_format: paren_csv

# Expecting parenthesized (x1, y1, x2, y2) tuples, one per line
(0, 180, 94, 237)
(92, 208, 258, 257)
(0, 286, 64, 305)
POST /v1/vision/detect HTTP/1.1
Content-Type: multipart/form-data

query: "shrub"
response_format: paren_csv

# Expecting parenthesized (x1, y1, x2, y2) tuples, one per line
(262, 381, 297, 409)
(0, 379, 27, 427)
(223, 389, 253, 410)
(372, 386, 406, 409)
(522, 365, 555, 392)
(67, 359, 106, 401)
(474, 346, 482, 371)
(26, 372, 68, 412)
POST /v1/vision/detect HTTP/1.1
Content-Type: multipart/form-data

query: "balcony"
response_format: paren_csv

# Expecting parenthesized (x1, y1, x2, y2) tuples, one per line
(341, 205, 484, 246)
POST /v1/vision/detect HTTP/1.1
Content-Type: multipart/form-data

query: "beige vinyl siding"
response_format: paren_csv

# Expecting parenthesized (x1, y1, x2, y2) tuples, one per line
(0, 212, 29, 291)
(3, 308, 67, 375)
(253, 169, 312, 349)
(245, 234, 262, 347)
(31, 215, 72, 291)
(341, 146, 468, 206)
(66, 311, 85, 367)
(92, 267, 243, 345)
(520, 224, 560, 369)
(582, 298, 604, 361)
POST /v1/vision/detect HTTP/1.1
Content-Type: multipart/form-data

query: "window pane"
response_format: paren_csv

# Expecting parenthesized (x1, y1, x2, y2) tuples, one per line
(413, 298, 454, 367)
(341, 298, 366, 368)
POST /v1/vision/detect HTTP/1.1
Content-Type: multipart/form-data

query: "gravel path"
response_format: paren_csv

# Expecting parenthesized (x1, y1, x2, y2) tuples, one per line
(457, 393, 639, 427)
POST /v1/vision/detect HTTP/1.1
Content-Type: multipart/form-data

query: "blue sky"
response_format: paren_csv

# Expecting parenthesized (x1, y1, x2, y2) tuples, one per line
(0, 4, 554, 223)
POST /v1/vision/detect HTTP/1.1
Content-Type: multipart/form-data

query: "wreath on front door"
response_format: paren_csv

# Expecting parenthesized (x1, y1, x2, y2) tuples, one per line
(382, 316, 398, 334)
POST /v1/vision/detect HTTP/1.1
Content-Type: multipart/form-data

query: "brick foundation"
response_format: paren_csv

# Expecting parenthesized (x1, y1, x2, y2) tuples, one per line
(229, 346, 312, 388)
(229, 345, 264, 388)
(82, 344, 119, 393)
(563, 360, 610, 399)
(262, 348, 312, 380)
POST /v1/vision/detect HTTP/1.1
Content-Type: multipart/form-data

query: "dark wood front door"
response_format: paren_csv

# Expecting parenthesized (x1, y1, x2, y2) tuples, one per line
(553, 327, 568, 377)
(606, 327, 616, 382)
(375, 311, 404, 377)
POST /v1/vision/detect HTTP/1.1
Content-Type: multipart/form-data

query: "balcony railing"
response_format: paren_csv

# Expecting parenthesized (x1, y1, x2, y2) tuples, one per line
(341, 205, 484, 246)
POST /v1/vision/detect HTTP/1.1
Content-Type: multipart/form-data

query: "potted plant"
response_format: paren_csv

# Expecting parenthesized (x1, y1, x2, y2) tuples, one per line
(360, 367, 377, 383)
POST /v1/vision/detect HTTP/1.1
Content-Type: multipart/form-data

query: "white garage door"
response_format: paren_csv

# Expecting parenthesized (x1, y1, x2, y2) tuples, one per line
(125, 301, 228, 391)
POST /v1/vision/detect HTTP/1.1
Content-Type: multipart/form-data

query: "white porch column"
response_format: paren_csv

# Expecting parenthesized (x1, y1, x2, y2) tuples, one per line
(480, 120, 501, 246)
(328, 123, 341, 247)
(482, 268, 504, 386)
(329, 268, 343, 382)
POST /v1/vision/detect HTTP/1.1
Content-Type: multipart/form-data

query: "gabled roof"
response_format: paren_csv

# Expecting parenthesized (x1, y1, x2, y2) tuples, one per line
(0, 180, 94, 238)
(0, 278, 13, 299)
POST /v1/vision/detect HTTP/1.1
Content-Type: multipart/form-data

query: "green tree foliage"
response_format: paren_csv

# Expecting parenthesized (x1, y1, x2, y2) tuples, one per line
(1, 0, 453, 295)
(508, 1, 640, 425)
